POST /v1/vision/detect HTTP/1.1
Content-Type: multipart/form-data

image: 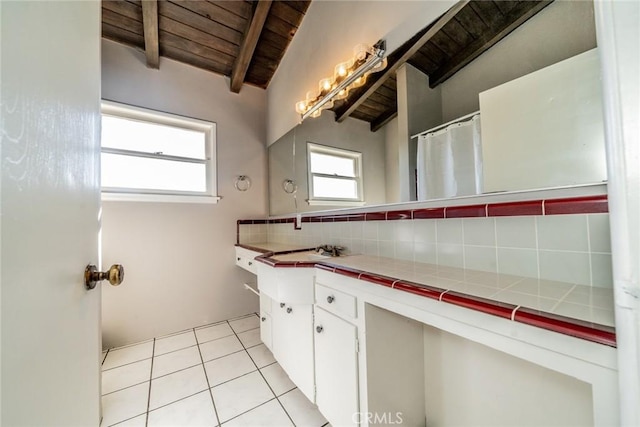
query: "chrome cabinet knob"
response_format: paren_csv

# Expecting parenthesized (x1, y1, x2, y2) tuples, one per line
(248, 261, 253, 266)
(327, 295, 335, 304)
(316, 325, 323, 333)
(237, 257, 241, 261)
(261, 317, 266, 322)
(280, 303, 285, 308)
(286, 307, 293, 314)
(85, 264, 124, 290)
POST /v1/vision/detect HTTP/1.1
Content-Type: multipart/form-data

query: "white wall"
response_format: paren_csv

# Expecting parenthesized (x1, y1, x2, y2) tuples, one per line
(267, 0, 456, 145)
(440, 0, 597, 122)
(101, 40, 267, 348)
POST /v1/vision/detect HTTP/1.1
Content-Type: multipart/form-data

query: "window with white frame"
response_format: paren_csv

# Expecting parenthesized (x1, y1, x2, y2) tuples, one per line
(307, 142, 363, 204)
(101, 101, 218, 203)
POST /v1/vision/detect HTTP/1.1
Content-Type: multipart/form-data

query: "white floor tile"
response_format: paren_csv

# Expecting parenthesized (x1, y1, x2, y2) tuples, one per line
(196, 322, 234, 343)
(247, 344, 276, 368)
(149, 365, 208, 410)
(147, 390, 218, 426)
(237, 328, 261, 348)
(103, 341, 154, 371)
(152, 345, 202, 379)
(154, 331, 197, 356)
(223, 399, 293, 427)
(211, 371, 274, 423)
(102, 359, 152, 395)
(204, 351, 256, 386)
(111, 414, 146, 426)
(229, 315, 260, 333)
(260, 363, 295, 396)
(199, 335, 244, 362)
(279, 388, 328, 427)
(101, 382, 149, 427)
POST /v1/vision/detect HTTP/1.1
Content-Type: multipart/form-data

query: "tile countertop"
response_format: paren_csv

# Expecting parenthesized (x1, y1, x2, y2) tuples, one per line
(239, 244, 616, 347)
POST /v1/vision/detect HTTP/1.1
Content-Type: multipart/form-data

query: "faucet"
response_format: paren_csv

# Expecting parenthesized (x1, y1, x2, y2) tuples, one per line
(316, 244, 344, 257)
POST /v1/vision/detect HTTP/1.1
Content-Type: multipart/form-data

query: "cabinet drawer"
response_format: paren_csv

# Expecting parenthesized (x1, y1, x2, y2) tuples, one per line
(235, 247, 260, 274)
(315, 283, 357, 320)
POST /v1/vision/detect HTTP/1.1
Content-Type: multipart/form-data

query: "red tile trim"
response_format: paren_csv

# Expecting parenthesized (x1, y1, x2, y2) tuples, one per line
(544, 195, 609, 215)
(251, 248, 615, 346)
(441, 292, 516, 319)
(332, 215, 351, 222)
(413, 207, 445, 219)
(237, 219, 254, 225)
(358, 272, 395, 287)
(349, 214, 366, 222)
(331, 266, 363, 279)
(386, 210, 413, 220)
(235, 244, 269, 253)
(514, 308, 616, 347)
(321, 217, 335, 223)
(365, 212, 387, 221)
(394, 281, 442, 300)
(315, 264, 335, 272)
(488, 200, 543, 217)
(309, 216, 323, 222)
(445, 204, 487, 219)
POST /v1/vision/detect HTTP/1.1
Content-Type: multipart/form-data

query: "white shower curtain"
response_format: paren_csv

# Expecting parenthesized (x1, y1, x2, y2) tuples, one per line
(416, 114, 483, 200)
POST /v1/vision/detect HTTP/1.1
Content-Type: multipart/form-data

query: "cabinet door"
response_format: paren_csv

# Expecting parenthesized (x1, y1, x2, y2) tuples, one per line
(259, 311, 272, 351)
(272, 302, 315, 402)
(315, 307, 359, 427)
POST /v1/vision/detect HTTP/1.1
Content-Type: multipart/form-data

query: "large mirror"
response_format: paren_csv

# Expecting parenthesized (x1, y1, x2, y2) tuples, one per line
(268, 0, 605, 216)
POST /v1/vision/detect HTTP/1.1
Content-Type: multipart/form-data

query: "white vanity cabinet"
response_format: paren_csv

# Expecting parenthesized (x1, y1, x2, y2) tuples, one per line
(256, 263, 316, 402)
(314, 306, 359, 427)
(272, 301, 314, 400)
(259, 293, 273, 351)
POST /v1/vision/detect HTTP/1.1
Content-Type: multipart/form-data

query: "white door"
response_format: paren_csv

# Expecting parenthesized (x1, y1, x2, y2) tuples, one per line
(1, 1, 103, 425)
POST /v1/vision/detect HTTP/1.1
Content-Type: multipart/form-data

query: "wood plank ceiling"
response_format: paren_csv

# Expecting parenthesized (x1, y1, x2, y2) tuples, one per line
(102, 0, 311, 92)
(101, 0, 552, 130)
(332, 0, 553, 131)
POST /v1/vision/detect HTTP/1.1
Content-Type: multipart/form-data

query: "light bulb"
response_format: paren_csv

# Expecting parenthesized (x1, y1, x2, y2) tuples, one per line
(318, 78, 333, 93)
(295, 101, 307, 114)
(334, 88, 349, 101)
(334, 60, 353, 81)
(310, 109, 322, 118)
(351, 75, 366, 89)
(353, 44, 369, 61)
(372, 57, 387, 72)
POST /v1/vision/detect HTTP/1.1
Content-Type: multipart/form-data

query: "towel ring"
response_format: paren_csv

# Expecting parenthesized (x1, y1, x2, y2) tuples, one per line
(235, 175, 251, 192)
(282, 179, 297, 194)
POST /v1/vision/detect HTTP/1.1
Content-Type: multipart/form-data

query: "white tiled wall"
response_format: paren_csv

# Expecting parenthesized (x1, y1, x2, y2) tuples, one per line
(254, 213, 612, 288)
(238, 224, 268, 244)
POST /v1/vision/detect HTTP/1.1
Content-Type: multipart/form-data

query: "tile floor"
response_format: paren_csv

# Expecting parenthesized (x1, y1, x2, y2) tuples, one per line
(101, 313, 329, 427)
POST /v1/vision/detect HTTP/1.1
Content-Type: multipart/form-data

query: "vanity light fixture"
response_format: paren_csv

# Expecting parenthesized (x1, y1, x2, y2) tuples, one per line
(295, 40, 387, 121)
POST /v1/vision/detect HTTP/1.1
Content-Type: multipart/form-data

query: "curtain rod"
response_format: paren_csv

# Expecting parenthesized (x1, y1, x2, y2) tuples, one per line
(411, 110, 480, 139)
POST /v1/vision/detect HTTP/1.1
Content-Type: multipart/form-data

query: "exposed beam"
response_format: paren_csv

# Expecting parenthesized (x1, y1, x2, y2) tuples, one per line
(141, 0, 159, 69)
(334, 0, 469, 122)
(230, 0, 273, 93)
(429, 0, 553, 87)
(371, 109, 398, 132)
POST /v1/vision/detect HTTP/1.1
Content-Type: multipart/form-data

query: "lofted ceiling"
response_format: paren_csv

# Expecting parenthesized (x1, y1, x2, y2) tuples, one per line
(102, 0, 311, 92)
(101, 0, 552, 130)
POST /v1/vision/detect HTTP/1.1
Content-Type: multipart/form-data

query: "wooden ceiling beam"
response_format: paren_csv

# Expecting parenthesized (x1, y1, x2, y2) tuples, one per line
(371, 108, 398, 132)
(333, 0, 469, 123)
(230, 0, 273, 93)
(428, 0, 553, 88)
(141, 0, 159, 69)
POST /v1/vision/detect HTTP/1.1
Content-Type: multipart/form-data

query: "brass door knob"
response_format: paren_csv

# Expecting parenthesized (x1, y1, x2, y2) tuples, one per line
(85, 264, 124, 290)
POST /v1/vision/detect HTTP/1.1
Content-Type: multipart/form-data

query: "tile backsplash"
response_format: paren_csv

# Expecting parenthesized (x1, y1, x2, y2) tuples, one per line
(237, 194, 612, 289)
(241, 212, 612, 289)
